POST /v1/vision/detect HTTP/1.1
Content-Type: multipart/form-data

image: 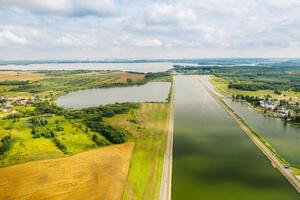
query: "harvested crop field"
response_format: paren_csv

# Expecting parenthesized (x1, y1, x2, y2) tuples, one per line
(0, 142, 134, 200)
(0, 71, 45, 81)
(111, 72, 145, 83)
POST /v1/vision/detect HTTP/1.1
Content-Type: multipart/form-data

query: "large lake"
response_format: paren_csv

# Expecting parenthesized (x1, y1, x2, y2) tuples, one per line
(172, 75, 298, 199)
(0, 62, 173, 73)
(56, 82, 171, 109)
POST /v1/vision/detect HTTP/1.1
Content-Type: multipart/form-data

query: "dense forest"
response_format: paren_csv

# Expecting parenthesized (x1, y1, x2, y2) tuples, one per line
(174, 64, 300, 93)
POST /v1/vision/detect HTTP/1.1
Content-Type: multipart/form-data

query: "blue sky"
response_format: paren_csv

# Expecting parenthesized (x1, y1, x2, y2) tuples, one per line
(0, 0, 300, 60)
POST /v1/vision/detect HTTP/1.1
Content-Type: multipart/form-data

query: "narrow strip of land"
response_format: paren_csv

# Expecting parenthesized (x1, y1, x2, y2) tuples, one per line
(160, 77, 175, 200)
(198, 77, 300, 194)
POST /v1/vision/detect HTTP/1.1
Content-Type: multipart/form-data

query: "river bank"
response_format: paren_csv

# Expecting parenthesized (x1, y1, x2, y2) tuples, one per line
(198, 77, 300, 193)
(172, 75, 299, 199)
(209, 76, 300, 127)
(160, 76, 175, 200)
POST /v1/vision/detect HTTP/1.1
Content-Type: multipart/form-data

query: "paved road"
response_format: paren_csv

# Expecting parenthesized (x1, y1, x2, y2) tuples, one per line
(199, 76, 300, 194)
(160, 77, 175, 200)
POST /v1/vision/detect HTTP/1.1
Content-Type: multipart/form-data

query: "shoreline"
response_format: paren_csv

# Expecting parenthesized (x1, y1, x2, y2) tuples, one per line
(208, 76, 300, 128)
(160, 76, 175, 200)
(198, 77, 300, 194)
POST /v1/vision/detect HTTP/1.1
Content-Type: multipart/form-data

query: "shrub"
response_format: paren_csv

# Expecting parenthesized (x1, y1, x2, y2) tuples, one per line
(52, 138, 67, 154)
(0, 136, 12, 155)
(92, 135, 108, 146)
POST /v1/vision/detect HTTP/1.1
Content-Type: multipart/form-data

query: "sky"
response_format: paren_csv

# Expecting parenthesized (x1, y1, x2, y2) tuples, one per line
(0, 0, 300, 60)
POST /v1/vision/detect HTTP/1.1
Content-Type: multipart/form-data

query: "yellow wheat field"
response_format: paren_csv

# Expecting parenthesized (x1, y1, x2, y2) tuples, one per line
(0, 142, 134, 200)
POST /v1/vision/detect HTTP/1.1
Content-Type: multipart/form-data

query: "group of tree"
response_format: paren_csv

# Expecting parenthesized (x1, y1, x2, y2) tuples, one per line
(0, 135, 12, 155)
(52, 137, 67, 154)
(29, 117, 67, 153)
(64, 102, 139, 121)
(86, 121, 126, 144)
(0, 80, 29, 85)
(291, 116, 300, 123)
(92, 135, 109, 146)
(31, 127, 54, 138)
(232, 94, 261, 107)
(26, 102, 138, 145)
(4, 95, 140, 148)
(30, 117, 48, 126)
(145, 72, 170, 80)
(228, 82, 289, 92)
(172, 63, 300, 93)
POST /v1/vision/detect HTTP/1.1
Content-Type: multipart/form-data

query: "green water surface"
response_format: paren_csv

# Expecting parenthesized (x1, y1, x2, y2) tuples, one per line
(172, 75, 299, 200)
(223, 98, 300, 167)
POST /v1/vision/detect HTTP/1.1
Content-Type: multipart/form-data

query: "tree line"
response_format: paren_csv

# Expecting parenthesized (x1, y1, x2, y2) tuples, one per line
(0, 80, 29, 85)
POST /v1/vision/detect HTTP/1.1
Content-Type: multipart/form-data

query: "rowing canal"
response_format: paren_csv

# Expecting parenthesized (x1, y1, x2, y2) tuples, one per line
(201, 75, 300, 167)
(223, 99, 300, 167)
(172, 75, 299, 200)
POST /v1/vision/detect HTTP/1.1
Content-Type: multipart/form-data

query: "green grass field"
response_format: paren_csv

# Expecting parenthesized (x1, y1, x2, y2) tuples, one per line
(104, 103, 170, 200)
(0, 71, 145, 99)
(210, 76, 300, 103)
(293, 167, 300, 176)
(0, 70, 172, 199)
(0, 70, 172, 167)
(0, 114, 113, 167)
(0, 117, 63, 167)
(0, 102, 171, 197)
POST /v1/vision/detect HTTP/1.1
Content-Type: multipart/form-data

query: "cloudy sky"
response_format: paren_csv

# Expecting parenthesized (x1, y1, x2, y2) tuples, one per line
(0, 0, 300, 60)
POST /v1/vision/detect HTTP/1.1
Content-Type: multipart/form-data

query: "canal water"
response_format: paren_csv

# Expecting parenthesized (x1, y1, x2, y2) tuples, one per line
(200, 75, 300, 167)
(223, 99, 300, 167)
(56, 82, 171, 109)
(172, 76, 299, 200)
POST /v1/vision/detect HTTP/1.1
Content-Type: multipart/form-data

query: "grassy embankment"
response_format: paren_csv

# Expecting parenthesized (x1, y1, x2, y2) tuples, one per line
(200, 80, 300, 192)
(208, 76, 300, 176)
(210, 75, 300, 121)
(104, 103, 171, 200)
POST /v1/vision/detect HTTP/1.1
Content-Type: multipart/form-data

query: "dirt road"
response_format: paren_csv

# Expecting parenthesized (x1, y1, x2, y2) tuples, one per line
(160, 77, 175, 200)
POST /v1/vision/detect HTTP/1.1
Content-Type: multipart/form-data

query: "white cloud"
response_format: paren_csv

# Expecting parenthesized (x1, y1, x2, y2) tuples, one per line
(1, 0, 300, 58)
(137, 0, 300, 50)
(54, 34, 96, 47)
(132, 38, 163, 47)
(143, 3, 197, 25)
(0, 25, 44, 46)
(0, 0, 118, 17)
(5, 25, 44, 47)
(113, 34, 163, 48)
(0, 30, 27, 46)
